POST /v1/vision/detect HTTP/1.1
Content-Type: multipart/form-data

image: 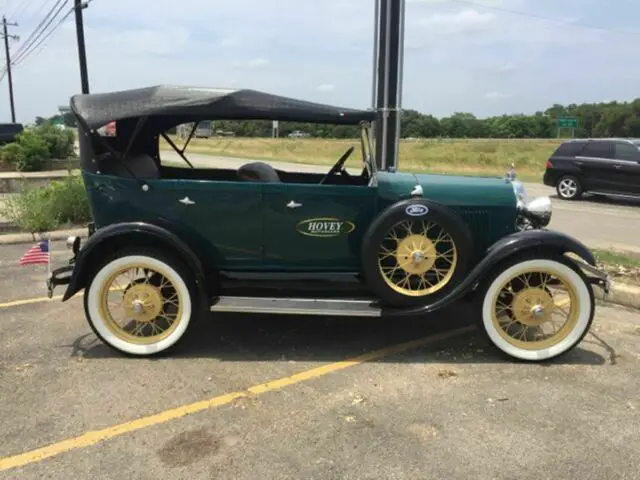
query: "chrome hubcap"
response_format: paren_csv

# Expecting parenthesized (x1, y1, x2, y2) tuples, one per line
(131, 299, 145, 314)
(531, 304, 545, 318)
(559, 179, 577, 197)
(412, 251, 425, 264)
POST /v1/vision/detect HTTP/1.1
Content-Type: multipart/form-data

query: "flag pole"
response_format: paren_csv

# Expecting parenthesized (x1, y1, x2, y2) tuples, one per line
(47, 238, 51, 283)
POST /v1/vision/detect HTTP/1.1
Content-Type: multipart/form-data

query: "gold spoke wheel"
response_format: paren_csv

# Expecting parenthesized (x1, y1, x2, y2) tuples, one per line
(492, 269, 579, 350)
(377, 219, 458, 297)
(99, 264, 184, 345)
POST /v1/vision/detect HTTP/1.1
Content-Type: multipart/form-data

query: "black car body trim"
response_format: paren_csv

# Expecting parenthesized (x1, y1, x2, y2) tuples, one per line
(59, 222, 207, 301)
(380, 228, 599, 317)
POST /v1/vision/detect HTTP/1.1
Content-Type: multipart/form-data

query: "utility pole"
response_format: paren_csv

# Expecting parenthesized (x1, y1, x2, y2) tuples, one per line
(372, 0, 406, 171)
(1, 16, 18, 123)
(74, 0, 89, 93)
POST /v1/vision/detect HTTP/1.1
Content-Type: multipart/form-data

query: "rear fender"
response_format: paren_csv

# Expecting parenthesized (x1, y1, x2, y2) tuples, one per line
(61, 222, 207, 301)
(381, 228, 600, 317)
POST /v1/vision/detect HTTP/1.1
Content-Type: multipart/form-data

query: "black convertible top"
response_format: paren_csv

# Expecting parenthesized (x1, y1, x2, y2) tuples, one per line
(70, 85, 377, 129)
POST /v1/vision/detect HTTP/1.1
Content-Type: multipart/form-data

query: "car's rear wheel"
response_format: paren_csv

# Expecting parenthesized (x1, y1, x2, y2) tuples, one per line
(556, 175, 582, 200)
(83, 247, 196, 356)
(361, 200, 471, 307)
(476, 254, 594, 362)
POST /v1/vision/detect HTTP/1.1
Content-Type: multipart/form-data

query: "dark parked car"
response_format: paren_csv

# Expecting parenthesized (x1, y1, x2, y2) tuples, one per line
(0, 123, 24, 145)
(543, 138, 640, 200)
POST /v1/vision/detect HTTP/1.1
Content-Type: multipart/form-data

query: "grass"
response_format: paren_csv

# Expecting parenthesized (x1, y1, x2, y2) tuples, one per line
(159, 136, 563, 181)
(593, 248, 640, 286)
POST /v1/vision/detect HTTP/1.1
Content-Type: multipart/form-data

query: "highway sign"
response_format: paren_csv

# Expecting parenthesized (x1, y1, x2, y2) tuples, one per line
(557, 116, 579, 128)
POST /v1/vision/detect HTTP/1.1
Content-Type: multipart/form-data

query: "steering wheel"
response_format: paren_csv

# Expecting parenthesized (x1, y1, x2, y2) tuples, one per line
(320, 146, 355, 184)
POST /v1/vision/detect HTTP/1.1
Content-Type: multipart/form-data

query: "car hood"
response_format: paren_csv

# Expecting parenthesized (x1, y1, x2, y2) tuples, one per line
(376, 171, 517, 207)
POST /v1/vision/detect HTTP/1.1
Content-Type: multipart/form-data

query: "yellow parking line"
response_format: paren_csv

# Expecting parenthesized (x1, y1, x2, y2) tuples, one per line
(0, 287, 130, 310)
(0, 324, 475, 472)
(0, 294, 79, 309)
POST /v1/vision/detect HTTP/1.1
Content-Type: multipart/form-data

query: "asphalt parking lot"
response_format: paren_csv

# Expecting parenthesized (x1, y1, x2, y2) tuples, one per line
(1, 241, 640, 479)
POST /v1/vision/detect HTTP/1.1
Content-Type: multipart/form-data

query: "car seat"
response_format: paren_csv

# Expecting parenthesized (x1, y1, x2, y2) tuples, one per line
(238, 162, 281, 182)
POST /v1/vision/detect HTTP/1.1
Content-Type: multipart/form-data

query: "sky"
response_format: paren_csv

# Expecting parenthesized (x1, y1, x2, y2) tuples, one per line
(1, 0, 639, 124)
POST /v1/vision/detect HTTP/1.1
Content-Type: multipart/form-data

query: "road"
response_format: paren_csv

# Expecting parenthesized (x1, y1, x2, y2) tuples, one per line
(0, 240, 639, 478)
(162, 151, 640, 253)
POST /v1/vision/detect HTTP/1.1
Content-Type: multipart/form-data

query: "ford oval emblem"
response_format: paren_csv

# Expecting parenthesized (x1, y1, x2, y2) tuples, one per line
(405, 204, 429, 217)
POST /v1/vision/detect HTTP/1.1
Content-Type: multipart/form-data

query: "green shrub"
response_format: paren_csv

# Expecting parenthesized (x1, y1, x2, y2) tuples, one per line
(47, 175, 91, 224)
(0, 175, 91, 233)
(36, 123, 76, 159)
(0, 142, 26, 168)
(13, 129, 50, 171)
(0, 123, 76, 171)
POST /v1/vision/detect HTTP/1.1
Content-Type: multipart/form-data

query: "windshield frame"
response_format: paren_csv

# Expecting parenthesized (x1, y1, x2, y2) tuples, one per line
(359, 121, 377, 184)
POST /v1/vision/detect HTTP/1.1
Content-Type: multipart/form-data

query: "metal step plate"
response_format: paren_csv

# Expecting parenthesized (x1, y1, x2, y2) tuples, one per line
(210, 296, 382, 317)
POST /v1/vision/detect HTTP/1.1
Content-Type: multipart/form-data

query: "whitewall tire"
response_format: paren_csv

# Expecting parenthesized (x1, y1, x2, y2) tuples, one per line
(84, 251, 194, 356)
(479, 256, 594, 362)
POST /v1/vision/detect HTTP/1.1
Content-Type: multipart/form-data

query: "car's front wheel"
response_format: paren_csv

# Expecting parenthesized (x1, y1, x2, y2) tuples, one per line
(361, 199, 471, 307)
(556, 175, 582, 200)
(476, 254, 595, 362)
(83, 247, 196, 356)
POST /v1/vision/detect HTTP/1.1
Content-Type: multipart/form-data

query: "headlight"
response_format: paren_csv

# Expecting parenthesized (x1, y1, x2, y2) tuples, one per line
(521, 196, 552, 228)
(511, 180, 526, 202)
(66, 236, 81, 254)
(507, 176, 552, 229)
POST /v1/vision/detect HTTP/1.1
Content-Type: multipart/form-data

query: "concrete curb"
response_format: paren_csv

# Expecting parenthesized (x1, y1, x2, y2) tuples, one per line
(0, 228, 88, 245)
(593, 282, 640, 311)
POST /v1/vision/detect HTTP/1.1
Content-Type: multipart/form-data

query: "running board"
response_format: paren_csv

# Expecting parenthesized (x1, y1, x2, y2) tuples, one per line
(210, 296, 382, 317)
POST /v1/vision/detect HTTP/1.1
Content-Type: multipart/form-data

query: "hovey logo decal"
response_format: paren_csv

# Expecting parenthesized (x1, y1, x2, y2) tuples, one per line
(296, 217, 356, 237)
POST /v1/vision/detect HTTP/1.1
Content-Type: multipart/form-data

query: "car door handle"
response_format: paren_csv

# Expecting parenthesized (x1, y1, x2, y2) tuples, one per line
(614, 164, 622, 169)
(286, 200, 302, 209)
(575, 161, 584, 165)
(179, 196, 196, 205)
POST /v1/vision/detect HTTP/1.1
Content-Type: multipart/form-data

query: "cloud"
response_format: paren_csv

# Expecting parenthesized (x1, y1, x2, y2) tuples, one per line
(232, 58, 269, 68)
(485, 91, 513, 99)
(317, 84, 336, 92)
(416, 9, 495, 31)
(1, 0, 640, 124)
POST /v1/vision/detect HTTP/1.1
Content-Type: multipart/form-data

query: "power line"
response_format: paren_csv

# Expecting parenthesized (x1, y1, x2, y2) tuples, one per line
(11, 0, 67, 62)
(10, 0, 66, 60)
(450, 0, 640, 37)
(12, 2, 72, 67)
(11, 0, 94, 68)
(24, 0, 57, 24)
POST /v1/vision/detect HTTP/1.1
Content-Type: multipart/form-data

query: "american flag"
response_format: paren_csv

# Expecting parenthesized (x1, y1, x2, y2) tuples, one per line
(20, 240, 50, 266)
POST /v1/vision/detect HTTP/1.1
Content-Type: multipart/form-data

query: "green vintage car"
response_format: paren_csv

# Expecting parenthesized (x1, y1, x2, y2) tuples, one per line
(48, 85, 609, 361)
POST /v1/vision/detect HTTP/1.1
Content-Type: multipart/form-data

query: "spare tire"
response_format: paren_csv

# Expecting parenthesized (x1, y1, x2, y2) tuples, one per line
(361, 199, 472, 307)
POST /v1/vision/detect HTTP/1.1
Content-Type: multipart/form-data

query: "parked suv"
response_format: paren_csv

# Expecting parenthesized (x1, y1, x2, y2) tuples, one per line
(543, 138, 640, 200)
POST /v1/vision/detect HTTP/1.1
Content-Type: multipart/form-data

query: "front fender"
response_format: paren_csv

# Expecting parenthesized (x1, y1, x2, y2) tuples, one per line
(61, 222, 207, 301)
(484, 228, 596, 266)
(381, 228, 597, 317)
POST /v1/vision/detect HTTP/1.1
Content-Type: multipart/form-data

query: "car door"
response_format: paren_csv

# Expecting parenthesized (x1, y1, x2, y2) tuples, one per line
(612, 142, 640, 195)
(145, 177, 264, 270)
(574, 141, 616, 192)
(262, 182, 378, 271)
